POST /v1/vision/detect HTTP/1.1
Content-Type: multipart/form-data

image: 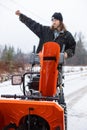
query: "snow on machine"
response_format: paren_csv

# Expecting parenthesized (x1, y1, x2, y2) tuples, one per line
(0, 41, 67, 130)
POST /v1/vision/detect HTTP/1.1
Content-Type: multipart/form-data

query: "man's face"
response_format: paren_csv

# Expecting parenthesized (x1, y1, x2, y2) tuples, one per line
(51, 19, 61, 29)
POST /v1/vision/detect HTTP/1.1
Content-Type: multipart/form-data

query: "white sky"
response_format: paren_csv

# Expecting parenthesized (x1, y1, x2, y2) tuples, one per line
(0, 0, 87, 53)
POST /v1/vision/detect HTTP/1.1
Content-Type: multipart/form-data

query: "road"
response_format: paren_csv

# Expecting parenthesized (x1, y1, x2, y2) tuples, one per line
(64, 67, 87, 130)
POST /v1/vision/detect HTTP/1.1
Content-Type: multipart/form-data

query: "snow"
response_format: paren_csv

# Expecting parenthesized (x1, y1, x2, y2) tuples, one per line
(0, 66, 87, 129)
(68, 95, 87, 130)
(0, 80, 23, 95)
(64, 66, 87, 130)
(64, 66, 87, 95)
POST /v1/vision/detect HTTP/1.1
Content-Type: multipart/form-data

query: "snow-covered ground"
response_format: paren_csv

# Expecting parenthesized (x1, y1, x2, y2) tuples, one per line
(0, 66, 87, 130)
(63, 66, 87, 130)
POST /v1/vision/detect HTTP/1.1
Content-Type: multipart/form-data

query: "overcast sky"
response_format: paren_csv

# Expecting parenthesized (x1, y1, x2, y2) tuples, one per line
(0, 0, 87, 53)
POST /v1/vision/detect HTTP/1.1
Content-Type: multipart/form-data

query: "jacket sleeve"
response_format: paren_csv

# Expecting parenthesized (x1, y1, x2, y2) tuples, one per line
(19, 14, 46, 39)
(65, 32, 76, 58)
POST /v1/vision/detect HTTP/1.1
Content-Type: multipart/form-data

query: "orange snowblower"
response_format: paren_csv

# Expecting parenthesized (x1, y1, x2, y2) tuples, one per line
(0, 42, 66, 130)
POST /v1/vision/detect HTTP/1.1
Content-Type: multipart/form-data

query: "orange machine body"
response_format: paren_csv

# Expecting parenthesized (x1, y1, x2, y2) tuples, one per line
(39, 42, 60, 96)
(0, 99, 64, 130)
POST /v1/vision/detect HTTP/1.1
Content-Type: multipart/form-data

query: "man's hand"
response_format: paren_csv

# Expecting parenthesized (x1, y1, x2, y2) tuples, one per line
(15, 10, 21, 16)
(64, 52, 68, 59)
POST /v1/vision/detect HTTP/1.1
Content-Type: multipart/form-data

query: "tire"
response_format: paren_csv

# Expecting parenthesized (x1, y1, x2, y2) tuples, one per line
(60, 103, 67, 130)
(64, 104, 67, 130)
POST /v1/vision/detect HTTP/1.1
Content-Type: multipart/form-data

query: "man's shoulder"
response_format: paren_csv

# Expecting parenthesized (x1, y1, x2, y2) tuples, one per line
(65, 30, 71, 35)
(66, 30, 75, 36)
(64, 30, 74, 38)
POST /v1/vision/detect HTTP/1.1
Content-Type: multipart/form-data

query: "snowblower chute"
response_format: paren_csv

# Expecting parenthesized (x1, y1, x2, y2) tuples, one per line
(39, 42, 60, 96)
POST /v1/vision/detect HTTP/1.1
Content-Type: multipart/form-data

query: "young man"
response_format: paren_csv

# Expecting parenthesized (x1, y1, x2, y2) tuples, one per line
(15, 10, 76, 58)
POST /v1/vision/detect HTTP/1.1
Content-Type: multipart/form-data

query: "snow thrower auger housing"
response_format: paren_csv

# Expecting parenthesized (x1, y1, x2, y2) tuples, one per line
(0, 42, 67, 130)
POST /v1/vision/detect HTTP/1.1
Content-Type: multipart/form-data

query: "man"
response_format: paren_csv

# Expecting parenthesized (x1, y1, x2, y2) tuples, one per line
(15, 10, 76, 58)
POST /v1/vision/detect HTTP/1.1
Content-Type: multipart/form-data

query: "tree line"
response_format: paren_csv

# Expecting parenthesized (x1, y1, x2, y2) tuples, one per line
(66, 32, 87, 65)
(0, 45, 30, 73)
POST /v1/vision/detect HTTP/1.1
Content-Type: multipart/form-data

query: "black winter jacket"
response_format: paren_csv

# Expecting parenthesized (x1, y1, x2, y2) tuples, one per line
(19, 14, 76, 58)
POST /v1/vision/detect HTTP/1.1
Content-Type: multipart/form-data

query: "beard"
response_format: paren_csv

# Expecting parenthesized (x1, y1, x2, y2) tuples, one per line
(51, 24, 61, 30)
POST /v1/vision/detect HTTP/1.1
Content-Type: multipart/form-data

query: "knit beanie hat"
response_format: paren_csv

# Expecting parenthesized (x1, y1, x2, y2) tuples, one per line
(52, 12, 63, 22)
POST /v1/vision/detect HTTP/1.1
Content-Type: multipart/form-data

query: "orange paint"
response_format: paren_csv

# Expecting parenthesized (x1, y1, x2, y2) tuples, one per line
(0, 99, 64, 130)
(39, 42, 60, 96)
